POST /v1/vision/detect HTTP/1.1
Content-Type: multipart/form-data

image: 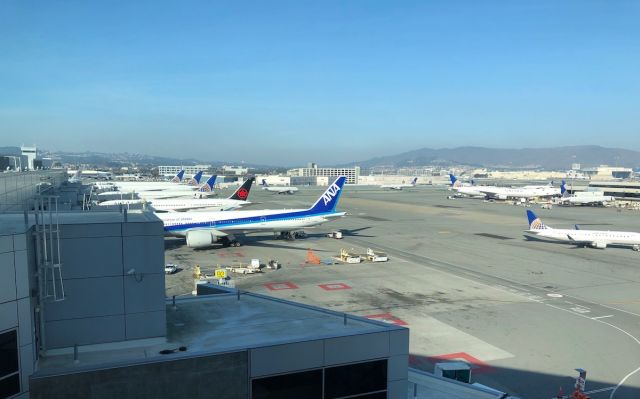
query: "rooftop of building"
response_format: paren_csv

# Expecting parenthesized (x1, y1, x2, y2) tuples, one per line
(34, 290, 403, 377)
(0, 210, 159, 235)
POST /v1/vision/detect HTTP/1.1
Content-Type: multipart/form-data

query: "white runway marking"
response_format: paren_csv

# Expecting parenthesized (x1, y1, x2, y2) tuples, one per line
(591, 315, 614, 320)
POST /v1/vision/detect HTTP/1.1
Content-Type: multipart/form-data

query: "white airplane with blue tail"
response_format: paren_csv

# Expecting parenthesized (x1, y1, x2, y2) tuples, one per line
(525, 210, 640, 250)
(158, 176, 347, 248)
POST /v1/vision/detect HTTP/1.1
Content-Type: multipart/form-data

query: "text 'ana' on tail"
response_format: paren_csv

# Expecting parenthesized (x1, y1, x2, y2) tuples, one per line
(229, 176, 255, 201)
(308, 176, 346, 214)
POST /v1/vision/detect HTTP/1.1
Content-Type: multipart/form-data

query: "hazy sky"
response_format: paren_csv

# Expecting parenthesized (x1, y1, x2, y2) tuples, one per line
(1, 1, 639, 166)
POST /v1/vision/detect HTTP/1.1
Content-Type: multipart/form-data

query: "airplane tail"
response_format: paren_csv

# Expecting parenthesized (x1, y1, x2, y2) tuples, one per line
(411, 177, 418, 186)
(260, 179, 269, 187)
(526, 210, 549, 230)
(449, 174, 461, 188)
(197, 175, 217, 193)
(229, 176, 255, 201)
(307, 176, 346, 214)
(560, 180, 568, 197)
(171, 170, 185, 183)
(188, 171, 204, 186)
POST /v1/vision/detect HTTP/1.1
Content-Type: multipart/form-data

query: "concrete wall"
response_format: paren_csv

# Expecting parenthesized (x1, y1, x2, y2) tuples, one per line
(249, 328, 409, 399)
(0, 230, 37, 399)
(30, 351, 248, 399)
(44, 218, 166, 349)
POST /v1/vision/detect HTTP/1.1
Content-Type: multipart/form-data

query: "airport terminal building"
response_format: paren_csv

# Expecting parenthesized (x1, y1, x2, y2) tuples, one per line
(287, 165, 360, 184)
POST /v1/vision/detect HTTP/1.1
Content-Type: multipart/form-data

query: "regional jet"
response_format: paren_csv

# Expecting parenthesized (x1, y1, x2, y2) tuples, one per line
(380, 177, 418, 190)
(157, 176, 346, 248)
(525, 210, 640, 250)
(558, 185, 615, 206)
(260, 179, 298, 194)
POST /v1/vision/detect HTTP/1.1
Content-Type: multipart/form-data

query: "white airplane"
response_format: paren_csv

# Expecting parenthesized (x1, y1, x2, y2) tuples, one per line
(157, 176, 347, 248)
(558, 185, 615, 206)
(99, 177, 254, 212)
(449, 174, 488, 197)
(260, 179, 298, 194)
(478, 182, 563, 200)
(525, 210, 640, 250)
(380, 177, 418, 190)
(112, 170, 204, 192)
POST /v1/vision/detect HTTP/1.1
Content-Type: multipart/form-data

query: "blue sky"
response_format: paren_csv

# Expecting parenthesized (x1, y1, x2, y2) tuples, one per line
(1, 1, 638, 166)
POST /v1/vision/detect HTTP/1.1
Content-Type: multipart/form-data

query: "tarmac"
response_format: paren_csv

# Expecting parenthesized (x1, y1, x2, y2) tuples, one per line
(165, 184, 640, 398)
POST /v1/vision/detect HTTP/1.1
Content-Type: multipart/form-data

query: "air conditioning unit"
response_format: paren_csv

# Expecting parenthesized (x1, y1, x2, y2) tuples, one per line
(434, 361, 471, 383)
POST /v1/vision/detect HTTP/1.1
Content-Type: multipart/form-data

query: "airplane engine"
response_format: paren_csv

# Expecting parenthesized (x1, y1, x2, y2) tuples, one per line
(590, 241, 607, 249)
(186, 230, 218, 248)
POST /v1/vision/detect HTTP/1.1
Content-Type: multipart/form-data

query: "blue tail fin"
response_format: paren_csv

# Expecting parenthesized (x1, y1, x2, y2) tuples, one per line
(197, 175, 217, 192)
(560, 180, 567, 196)
(411, 177, 418, 186)
(526, 210, 547, 230)
(308, 176, 346, 213)
(188, 171, 204, 186)
(171, 170, 185, 183)
(449, 174, 461, 187)
(261, 179, 269, 187)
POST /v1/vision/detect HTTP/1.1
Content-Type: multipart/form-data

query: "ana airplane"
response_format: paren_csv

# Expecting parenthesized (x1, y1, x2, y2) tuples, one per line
(99, 177, 254, 211)
(558, 185, 615, 206)
(380, 177, 418, 190)
(260, 179, 298, 194)
(157, 176, 347, 248)
(525, 210, 640, 250)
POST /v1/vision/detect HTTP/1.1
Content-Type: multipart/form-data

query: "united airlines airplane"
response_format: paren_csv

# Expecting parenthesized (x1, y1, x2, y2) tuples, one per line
(380, 177, 418, 190)
(260, 179, 298, 194)
(157, 176, 346, 248)
(525, 210, 640, 250)
(99, 176, 254, 211)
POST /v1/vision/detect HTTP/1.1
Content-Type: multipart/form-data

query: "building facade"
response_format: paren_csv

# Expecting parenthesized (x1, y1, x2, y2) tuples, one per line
(288, 166, 360, 184)
(158, 165, 212, 177)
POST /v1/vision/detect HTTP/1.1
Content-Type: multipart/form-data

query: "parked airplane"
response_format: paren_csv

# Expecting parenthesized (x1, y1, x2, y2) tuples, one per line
(170, 170, 185, 183)
(158, 176, 346, 248)
(478, 181, 564, 200)
(558, 185, 615, 206)
(525, 210, 640, 250)
(260, 179, 298, 194)
(449, 174, 487, 197)
(380, 177, 418, 190)
(99, 177, 254, 212)
(68, 170, 82, 183)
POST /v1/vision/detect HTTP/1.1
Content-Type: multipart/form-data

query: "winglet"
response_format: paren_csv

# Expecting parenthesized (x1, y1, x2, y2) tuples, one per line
(197, 175, 217, 193)
(229, 176, 255, 201)
(171, 170, 185, 183)
(188, 171, 204, 186)
(308, 176, 346, 213)
(527, 210, 547, 230)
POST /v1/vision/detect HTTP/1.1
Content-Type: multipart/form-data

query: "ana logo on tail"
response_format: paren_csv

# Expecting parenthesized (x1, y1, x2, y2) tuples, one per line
(322, 182, 342, 206)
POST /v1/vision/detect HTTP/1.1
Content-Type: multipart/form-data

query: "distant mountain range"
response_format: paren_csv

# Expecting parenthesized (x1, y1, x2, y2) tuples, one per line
(0, 147, 280, 170)
(3, 145, 639, 171)
(350, 146, 640, 170)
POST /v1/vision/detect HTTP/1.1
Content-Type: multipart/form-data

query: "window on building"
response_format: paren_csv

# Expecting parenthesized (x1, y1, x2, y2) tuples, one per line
(252, 369, 322, 399)
(324, 360, 387, 399)
(0, 330, 20, 399)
